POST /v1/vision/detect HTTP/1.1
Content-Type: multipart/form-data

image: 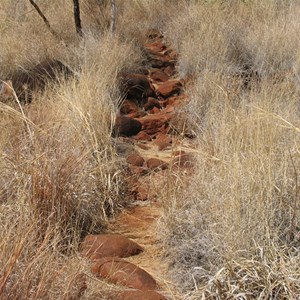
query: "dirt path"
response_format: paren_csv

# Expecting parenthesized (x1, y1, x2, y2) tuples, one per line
(81, 29, 193, 300)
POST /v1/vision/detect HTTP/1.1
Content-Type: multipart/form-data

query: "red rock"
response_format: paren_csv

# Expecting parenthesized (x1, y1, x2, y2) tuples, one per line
(126, 153, 145, 167)
(144, 97, 161, 111)
(113, 116, 142, 137)
(119, 73, 156, 104)
(161, 95, 187, 108)
(157, 80, 183, 98)
(137, 113, 173, 135)
(163, 65, 176, 77)
(153, 134, 172, 151)
(133, 131, 152, 141)
(157, 141, 171, 151)
(164, 105, 175, 113)
(81, 234, 143, 260)
(126, 111, 147, 119)
(144, 41, 167, 55)
(146, 158, 168, 170)
(91, 257, 157, 290)
(120, 100, 139, 115)
(149, 107, 161, 114)
(119, 290, 168, 300)
(150, 69, 169, 82)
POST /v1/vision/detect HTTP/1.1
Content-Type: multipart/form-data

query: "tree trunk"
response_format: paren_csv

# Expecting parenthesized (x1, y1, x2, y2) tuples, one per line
(73, 0, 83, 36)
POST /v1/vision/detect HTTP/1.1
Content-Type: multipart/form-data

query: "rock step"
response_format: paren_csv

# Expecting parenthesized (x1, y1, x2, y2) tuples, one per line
(91, 257, 157, 290)
(80, 234, 143, 260)
(96, 29, 188, 298)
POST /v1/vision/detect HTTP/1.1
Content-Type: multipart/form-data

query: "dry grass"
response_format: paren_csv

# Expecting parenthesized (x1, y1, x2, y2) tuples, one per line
(160, 1, 300, 299)
(1, 0, 300, 299)
(0, 1, 150, 298)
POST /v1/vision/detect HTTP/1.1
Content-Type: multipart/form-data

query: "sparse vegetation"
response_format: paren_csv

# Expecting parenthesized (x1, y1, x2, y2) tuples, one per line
(0, 0, 300, 299)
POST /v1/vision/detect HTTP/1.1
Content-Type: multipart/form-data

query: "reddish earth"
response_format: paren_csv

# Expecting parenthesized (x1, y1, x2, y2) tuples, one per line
(83, 29, 195, 299)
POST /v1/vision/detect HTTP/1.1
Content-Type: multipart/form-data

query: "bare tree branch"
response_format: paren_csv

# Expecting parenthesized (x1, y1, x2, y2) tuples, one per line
(28, 0, 58, 38)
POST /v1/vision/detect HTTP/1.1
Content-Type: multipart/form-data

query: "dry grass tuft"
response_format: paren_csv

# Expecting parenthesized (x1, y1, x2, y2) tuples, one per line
(159, 1, 300, 298)
(0, 1, 147, 297)
(1, 0, 300, 298)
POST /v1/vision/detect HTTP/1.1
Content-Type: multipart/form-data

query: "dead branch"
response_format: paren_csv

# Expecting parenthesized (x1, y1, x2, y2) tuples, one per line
(28, 0, 59, 38)
(73, 0, 83, 36)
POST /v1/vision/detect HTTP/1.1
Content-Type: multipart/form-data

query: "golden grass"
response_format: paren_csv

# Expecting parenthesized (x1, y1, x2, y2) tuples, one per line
(0, 1, 149, 297)
(159, 1, 300, 298)
(1, 0, 300, 298)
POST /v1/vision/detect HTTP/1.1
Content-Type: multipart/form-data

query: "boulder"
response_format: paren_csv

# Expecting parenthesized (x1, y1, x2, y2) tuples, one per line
(146, 158, 168, 171)
(91, 257, 157, 290)
(133, 131, 152, 141)
(126, 153, 145, 167)
(156, 80, 183, 98)
(113, 116, 142, 137)
(81, 234, 143, 260)
(137, 113, 173, 135)
(150, 69, 169, 82)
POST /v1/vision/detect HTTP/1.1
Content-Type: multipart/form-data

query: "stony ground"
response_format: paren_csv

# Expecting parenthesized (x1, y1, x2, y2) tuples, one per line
(80, 30, 195, 299)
